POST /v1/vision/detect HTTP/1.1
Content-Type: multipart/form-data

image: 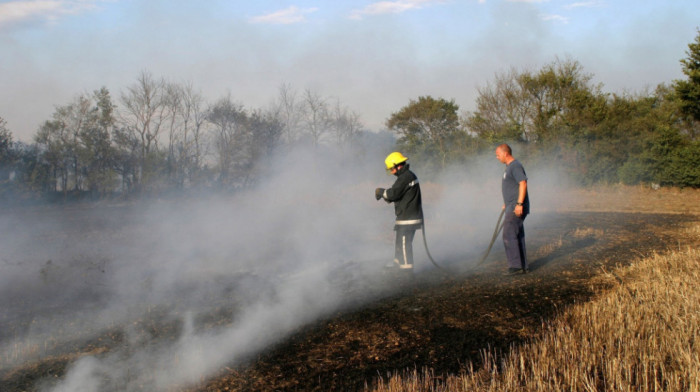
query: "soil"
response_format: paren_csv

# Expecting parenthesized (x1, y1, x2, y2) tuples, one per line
(1, 187, 699, 392)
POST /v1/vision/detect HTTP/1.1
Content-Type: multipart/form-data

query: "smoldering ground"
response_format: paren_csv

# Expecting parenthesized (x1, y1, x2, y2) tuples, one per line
(0, 145, 567, 391)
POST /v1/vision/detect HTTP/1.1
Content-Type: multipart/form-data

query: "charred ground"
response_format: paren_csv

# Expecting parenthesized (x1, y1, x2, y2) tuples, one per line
(1, 187, 699, 391)
(193, 209, 699, 391)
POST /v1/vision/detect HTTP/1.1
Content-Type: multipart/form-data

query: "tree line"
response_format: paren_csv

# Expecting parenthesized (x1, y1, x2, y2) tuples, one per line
(0, 76, 364, 202)
(1, 30, 699, 203)
(387, 30, 700, 187)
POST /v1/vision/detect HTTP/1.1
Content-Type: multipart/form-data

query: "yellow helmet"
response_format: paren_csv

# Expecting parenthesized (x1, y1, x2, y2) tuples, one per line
(384, 152, 408, 170)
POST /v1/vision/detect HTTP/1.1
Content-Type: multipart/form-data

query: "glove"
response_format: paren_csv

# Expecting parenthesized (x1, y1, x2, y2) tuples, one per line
(375, 188, 385, 201)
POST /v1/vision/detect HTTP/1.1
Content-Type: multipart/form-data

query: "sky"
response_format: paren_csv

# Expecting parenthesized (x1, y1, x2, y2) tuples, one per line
(1, 0, 699, 142)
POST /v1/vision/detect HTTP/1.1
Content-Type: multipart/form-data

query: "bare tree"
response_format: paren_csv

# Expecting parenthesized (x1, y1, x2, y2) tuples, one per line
(119, 71, 167, 190)
(163, 82, 183, 185)
(179, 82, 208, 188)
(301, 89, 329, 146)
(275, 83, 304, 144)
(328, 98, 363, 147)
(149, 80, 211, 190)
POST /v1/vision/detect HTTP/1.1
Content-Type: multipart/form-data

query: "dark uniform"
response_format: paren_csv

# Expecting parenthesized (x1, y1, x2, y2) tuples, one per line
(381, 164, 423, 270)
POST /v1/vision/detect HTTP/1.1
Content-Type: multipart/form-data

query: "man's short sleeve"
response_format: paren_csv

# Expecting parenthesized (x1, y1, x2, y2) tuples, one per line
(512, 161, 527, 183)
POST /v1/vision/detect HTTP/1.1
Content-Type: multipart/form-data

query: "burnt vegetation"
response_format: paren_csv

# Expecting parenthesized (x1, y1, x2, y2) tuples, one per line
(1, 193, 699, 391)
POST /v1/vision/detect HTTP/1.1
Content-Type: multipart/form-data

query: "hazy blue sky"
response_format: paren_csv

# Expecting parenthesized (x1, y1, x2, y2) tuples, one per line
(1, 0, 698, 141)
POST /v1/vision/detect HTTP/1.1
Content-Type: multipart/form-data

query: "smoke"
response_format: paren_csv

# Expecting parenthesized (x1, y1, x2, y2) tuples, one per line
(0, 143, 390, 390)
(0, 142, 571, 391)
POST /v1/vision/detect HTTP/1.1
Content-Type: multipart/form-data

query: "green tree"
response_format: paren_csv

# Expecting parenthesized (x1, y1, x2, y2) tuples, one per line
(78, 87, 117, 197)
(466, 59, 603, 149)
(35, 117, 71, 194)
(10, 142, 52, 198)
(112, 126, 141, 194)
(465, 68, 529, 143)
(673, 28, 700, 139)
(0, 117, 12, 168)
(244, 109, 284, 186)
(386, 96, 461, 168)
(207, 95, 250, 188)
(35, 93, 114, 198)
(525, 59, 600, 144)
(619, 125, 700, 187)
(0, 117, 16, 200)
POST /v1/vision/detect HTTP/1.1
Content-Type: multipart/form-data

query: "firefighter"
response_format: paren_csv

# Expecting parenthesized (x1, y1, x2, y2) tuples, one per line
(375, 152, 423, 271)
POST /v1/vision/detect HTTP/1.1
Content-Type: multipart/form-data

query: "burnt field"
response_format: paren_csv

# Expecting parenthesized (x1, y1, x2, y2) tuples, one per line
(1, 186, 699, 391)
(194, 209, 699, 391)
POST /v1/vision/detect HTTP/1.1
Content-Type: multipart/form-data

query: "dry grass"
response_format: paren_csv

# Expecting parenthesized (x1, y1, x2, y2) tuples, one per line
(684, 225, 700, 236)
(370, 226, 700, 391)
(531, 235, 564, 259)
(531, 226, 602, 260)
(549, 184, 700, 215)
(570, 227, 605, 239)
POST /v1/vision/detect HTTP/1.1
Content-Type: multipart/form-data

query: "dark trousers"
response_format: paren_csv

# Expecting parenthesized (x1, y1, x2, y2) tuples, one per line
(394, 226, 417, 269)
(502, 212, 527, 270)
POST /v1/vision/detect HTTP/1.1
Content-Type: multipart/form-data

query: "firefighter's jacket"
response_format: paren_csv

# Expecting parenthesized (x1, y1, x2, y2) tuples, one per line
(382, 164, 423, 227)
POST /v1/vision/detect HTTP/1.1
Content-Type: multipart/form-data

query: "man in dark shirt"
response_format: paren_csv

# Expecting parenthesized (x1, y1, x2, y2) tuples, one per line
(495, 144, 530, 275)
(375, 152, 423, 271)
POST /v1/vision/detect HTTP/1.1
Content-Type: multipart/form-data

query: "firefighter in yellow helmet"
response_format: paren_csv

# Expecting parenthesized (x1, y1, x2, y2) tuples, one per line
(375, 152, 423, 271)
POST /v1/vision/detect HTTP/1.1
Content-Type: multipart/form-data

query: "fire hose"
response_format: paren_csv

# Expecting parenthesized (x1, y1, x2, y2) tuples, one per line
(421, 209, 505, 271)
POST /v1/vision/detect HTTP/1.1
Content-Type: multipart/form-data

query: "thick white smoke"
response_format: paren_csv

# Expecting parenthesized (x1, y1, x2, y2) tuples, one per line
(0, 142, 569, 391)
